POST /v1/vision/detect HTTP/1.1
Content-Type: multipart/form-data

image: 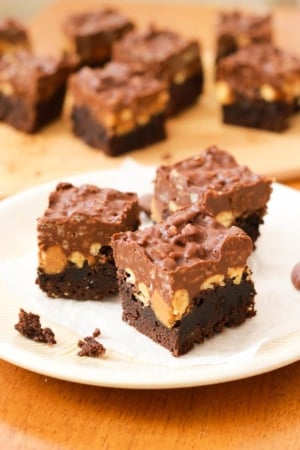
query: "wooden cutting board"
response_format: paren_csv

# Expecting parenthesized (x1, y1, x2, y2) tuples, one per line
(1, 1, 300, 198)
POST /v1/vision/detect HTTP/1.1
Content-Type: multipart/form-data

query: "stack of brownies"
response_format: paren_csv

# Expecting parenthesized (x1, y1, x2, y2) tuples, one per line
(36, 146, 272, 357)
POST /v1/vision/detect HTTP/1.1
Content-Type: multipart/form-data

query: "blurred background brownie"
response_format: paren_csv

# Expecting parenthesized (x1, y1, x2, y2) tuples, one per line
(0, 51, 76, 133)
(37, 182, 140, 301)
(113, 24, 204, 116)
(215, 10, 273, 65)
(151, 146, 272, 244)
(216, 44, 300, 131)
(63, 8, 134, 67)
(69, 62, 169, 155)
(0, 17, 31, 56)
(112, 206, 256, 357)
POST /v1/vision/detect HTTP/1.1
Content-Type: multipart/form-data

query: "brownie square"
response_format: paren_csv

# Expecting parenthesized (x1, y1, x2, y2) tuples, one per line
(63, 8, 134, 67)
(0, 18, 31, 56)
(69, 62, 169, 155)
(215, 10, 272, 64)
(0, 51, 76, 133)
(113, 24, 204, 116)
(151, 146, 272, 244)
(112, 206, 256, 356)
(36, 182, 140, 300)
(216, 44, 300, 131)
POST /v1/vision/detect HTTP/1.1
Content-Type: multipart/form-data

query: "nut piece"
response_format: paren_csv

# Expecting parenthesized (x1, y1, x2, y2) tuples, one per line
(168, 200, 179, 213)
(236, 34, 251, 48)
(151, 289, 173, 328)
(135, 282, 150, 306)
(174, 71, 187, 85)
(90, 242, 102, 256)
(216, 81, 234, 105)
(0, 82, 13, 96)
(125, 268, 136, 284)
(201, 274, 225, 290)
(260, 84, 279, 102)
(228, 267, 244, 285)
(171, 289, 189, 320)
(39, 245, 67, 275)
(215, 210, 234, 227)
(69, 251, 85, 268)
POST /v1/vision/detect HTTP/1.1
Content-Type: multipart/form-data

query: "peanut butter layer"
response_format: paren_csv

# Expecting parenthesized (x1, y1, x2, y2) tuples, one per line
(217, 44, 300, 103)
(0, 51, 76, 103)
(69, 62, 169, 134)
(113, 24, 202, 83)
(151, 146, 272, 224)
(112, 206, 253, 327)
(37, 182, 139, 275)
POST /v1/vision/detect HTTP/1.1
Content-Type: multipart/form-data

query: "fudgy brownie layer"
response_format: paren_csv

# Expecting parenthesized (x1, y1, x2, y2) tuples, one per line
(71, 105, 166, 156)
(37, 256, 118, 300)
(0, 85, 66, 133)
(119, 271, 256, 356)
(167, 71, 203, 116)
(222, 98, 293, 132)
(234, 210, 265, 245)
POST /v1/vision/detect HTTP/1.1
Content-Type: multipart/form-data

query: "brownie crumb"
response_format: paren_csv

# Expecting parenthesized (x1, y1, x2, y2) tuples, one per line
(15, 308, 56, 345)
(92, 327, 101, 338)
(77, 333, 106, 357)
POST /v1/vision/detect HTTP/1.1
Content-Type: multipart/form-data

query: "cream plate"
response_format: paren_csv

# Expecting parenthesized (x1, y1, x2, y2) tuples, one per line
(1, 160, 300, 389)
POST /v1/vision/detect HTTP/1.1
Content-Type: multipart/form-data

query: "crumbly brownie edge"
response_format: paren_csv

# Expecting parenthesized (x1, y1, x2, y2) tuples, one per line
(37, 257, 118, 300)
(71, 106, 167, 156)
(222, 98, 293, 132)
(167, 70, 204, 116)
(118, 270, 256, 357)
(0, 85, 66, 133)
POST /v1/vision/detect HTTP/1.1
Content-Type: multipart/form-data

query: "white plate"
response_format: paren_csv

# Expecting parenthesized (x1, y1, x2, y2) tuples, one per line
(1, 160, 300, 389)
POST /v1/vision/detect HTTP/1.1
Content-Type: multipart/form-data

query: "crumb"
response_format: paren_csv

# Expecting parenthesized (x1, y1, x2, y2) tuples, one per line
(77, 335, 106, 357)
(92, 327, 101, 338)
(291, 261, 300, 290)
(15, 308, 56, 345)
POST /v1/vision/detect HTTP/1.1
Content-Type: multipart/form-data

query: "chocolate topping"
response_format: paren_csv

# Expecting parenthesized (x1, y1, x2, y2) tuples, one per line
(153, 146, 272, 219)
(217, 11, 272, 41)
(38, 182, 139, 252)
(112, 205, 253, 304)
(113, 24, 201, 80)
(291, 262, 300, 290)
(0, 51, 76, 101)
(63, 8, 133, 37)
(218, 44, 300, 99)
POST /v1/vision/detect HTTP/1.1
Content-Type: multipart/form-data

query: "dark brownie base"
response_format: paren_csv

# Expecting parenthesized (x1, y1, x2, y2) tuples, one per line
(0, 85, 66, 133)
(37, 249, 118, 300)
(167, 70, 204, 116)
(71, 106, 167, 156)
(119, 270, 256, 356)
(222, 98, 293, 132)
(234, 209, 265, 245)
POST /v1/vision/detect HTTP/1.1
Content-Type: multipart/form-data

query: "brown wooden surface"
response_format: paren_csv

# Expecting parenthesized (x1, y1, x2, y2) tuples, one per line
(1, 2, 300, 449)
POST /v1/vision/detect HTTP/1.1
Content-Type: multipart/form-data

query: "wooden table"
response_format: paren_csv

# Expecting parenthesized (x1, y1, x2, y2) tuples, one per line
(1, 2, 300, 449)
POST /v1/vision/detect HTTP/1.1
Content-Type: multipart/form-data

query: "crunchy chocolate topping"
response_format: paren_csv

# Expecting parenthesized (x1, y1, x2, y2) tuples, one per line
(217, 11, 272, 40)
(112, 205, 253, 304)
(113, 24, 201, 80)
(218, 44, 300, 98)
(15, 308, 56, 345)
(63, 8, 133, 37)
(153, 146, 272, 220)
(0, 51, 76, 101)
(37, 182, 139, 251)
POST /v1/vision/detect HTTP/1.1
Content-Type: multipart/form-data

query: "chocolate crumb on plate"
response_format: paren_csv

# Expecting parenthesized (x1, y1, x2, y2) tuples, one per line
(77, 329, 106, 357)
(15, 308, 56, 345)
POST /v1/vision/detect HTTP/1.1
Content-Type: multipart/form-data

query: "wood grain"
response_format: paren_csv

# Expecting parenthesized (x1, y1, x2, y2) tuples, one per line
(1, 3, 300, 450)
